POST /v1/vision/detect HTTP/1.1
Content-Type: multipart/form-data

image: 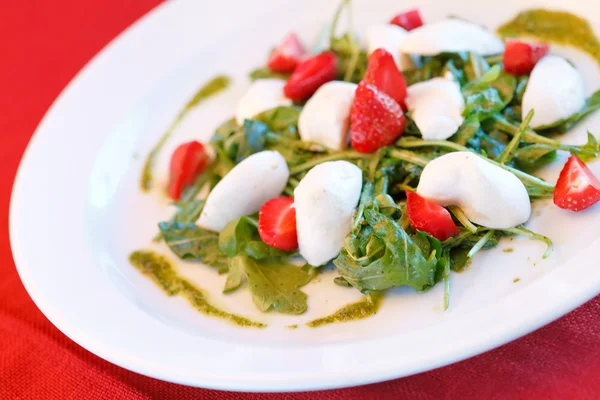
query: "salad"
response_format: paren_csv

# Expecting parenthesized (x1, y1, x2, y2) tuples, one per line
(131, 2, 600, 327)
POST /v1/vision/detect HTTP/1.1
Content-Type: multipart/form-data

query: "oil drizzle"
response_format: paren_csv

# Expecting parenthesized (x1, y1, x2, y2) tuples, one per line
(306, 294, 381, 328)
(129, 250, 265, 328)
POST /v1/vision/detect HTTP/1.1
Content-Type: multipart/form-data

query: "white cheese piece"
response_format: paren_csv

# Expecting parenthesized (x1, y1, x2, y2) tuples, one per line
(365, 24, 415, 71)
(294, 161, 362, 266)
(198, 151, 289, 232)
(416, 152, 531, 229)
(522, 55, 585, 128)
(298, 81, 357, 150)
(398, 19, 504, 56)
(235, 79, 292, 125)
(406, 77, 465, 140)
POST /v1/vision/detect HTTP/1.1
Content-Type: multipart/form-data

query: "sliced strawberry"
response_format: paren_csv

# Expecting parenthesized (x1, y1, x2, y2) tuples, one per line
(363, 48, 407, 108)
(406, 191, 459, 241)
(267, 32, 306, 73)
(283, 52, 337, 100)
(350, 82, 406, 153)
(553, 155, 600, 211)
(503, 39, 549, 75)
(258, 196, 298, 251)
(389, 9, 424, 31)
(168, 141, 209, 200)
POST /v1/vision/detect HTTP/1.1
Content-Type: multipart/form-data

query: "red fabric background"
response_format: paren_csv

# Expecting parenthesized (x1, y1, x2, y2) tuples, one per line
(1, 1, 600, 398)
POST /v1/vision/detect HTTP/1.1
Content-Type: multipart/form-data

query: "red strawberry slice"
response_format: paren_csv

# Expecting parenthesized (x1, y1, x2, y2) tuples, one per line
(554, 155, 600, 212)
(363, 48, 407, 108)
(406, 191, 459, 241)
(258, 196, 298, 251)
(283, 52, 337, 100)
(350, 82, 406, 153)
(168, 141, 209, 200)
(389, 9, 424, 31)
(267, 32, 305, 73)
(503, 39, 549, 75)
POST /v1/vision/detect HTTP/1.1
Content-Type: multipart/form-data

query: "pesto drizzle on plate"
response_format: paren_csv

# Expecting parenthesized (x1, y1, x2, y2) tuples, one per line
(498, 9, 600, 65)
(306, 294, 381, 328)
(129, 250, 265, 328)
(140, 75, 231, 191)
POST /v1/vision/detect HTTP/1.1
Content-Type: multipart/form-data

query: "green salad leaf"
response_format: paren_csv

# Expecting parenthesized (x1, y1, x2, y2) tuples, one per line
(514, 144, 558, 171)
(218, 216, 312, 314)
(462, 66, 517, 121)
(334, 209, 441, 292)
(219, 216, 288, 260)
(159, 222, 229, 273)
(235, 255, 312, 314)
(449, 115, 481, 146)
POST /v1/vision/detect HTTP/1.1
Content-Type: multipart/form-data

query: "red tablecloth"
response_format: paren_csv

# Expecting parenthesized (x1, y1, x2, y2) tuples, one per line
(2, 1, 600, 399)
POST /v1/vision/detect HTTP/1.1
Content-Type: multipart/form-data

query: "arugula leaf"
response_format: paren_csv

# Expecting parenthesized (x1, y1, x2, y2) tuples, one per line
(236, 254, 312, 314)
(159, 222, 229, 272)
(218, 215, 310, 313)
(512, 76, 528, 106)
(502, 106, 522, 123)
(219, 216, 258, 257)
(334, 209, 440, 292)
(449, 247, 471, 272)
(403, 52, 468, 86)
(449, 115, 481, 146)
(254, 106, 301, 133)
(440, 59, 466, 86)
(164, 200, 204, 227)
(219, 216, 287, 260)
(404, 59, 442, 86)
(463, 52, 490, 82)
(236, 120, 270, 162)
(515, 144, 557, 171)
(462, 66, 517, 121)
(223, 256, 245, 293)
(537, 89, 600, 132)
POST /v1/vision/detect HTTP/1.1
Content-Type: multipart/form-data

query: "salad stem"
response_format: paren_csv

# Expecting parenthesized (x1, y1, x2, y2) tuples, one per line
(388, 148, 429, 166)
(490, 114, 596, 157)
(468, 230, 495, 258)
(501, 226, 553, 258)
(289, 151, 372, 175)
(497, 109, 534, 165)
(448, 206, 478, 233)
(443, 260, 450, 311)
(329, 0, 351, 44)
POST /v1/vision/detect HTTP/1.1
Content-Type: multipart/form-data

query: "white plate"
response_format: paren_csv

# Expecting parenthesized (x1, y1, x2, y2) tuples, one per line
(10, 0, 600, 392)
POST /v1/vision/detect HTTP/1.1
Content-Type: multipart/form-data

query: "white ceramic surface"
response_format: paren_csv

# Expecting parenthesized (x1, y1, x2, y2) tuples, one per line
(10, 0, 600, 392)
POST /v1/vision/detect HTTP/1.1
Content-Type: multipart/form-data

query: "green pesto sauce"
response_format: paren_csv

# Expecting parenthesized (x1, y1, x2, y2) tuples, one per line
(129, 250, 265, 328)
(140, 75, 231, 191)
(498, 9, 600, 65)
(306, 294, 381, 328)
